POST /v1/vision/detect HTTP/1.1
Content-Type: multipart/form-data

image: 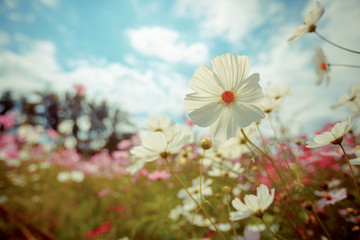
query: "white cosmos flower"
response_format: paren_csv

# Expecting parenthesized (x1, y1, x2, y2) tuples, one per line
(130, 131, 189, 162)
(218, 124, 256, 159)
(184, 53, 265, 141)
(312, 47, 330, 86)
(350, 147, 360, 165)
(306, 116, 357, 148)
(141, 114, 172, 133)
(267, 86, 291, 101)
(288, 1, 324, 44)
(259, 96, 282, 116)
(331, 81, 360, 111)
(230, 184, 275, 221)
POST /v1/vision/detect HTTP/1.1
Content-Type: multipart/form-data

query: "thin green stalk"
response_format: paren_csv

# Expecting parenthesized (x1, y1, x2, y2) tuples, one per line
(339, 143, 360, 198)
(225, 194, 238, 239)
(312, 206, 333, 240)
(328, 63, 360, 68)
(259, 217, 287, 240)
(315, 31, 360, 54)
(163, 157, 226, 240)
(200, 149, 205, 207)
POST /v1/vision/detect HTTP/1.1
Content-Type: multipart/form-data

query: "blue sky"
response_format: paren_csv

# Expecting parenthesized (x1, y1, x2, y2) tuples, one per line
(0, 0, 359, 135)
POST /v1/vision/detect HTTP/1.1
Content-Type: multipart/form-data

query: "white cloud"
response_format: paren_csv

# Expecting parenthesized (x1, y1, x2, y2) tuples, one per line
(175, 0, 283, 45)
(0, 35, 189, 126)
(127, 26, 209, 65)
(0, 31, 10, 46)
(38, 0, 58, 7)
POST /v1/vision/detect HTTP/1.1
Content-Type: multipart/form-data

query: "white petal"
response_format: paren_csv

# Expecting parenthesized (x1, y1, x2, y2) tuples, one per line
(230, 210, 251, 221)
(188, 101, 223, 127)
(232, 198, 249, 211)
(211, 54, 250, 91)
(313, 131, 334, 144)
(288, 24, 308, 44)
(235, 73, 263, 103)
(306, 140, 328, 148)
(350, 158, 360, 165)
(184, 93, 219, 112)
(209, 106, 237, 141)
(232, 103, 265, 128)
(305, 2, 324, 25)
(142, 132, 167, 153)
(189, 64, 223, 95)
(244, 194, 259, 212)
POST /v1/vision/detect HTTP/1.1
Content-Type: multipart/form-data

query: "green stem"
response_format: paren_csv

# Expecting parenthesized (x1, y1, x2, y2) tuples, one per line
(259, 217, 287, 240)
(163, 157, 226, 240)
(312, 206, 333, 240)
(339, 143, 360, 199)
(225, 194, 238, 239)
(315, 31, 360, 54)
(328, 63, 360, 68)
(200, 149, 205, 207)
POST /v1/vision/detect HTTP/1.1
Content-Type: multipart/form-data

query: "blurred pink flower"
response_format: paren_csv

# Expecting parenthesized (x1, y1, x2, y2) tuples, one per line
(148, 170, 171, 181)
(139, 169, 148, 177)
(0, 113, 16, 130)
(112, 150, 130, 160)
(73, 83, 85, 96)
(97, 188, 112, 198)
(47, 128, 58, 140)
(117, 139, 132, 150)
(109, 204, 125, 213)
(50, 148, 81, 168)
(85, 221, 112, 239)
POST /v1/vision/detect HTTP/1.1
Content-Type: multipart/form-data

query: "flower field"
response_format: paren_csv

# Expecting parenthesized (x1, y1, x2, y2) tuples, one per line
(1, 2, 360, 240)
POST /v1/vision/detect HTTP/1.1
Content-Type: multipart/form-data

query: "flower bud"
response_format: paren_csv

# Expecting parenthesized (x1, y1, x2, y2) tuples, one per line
(200, 137, 212, 150)
(222, 185, 231, 194)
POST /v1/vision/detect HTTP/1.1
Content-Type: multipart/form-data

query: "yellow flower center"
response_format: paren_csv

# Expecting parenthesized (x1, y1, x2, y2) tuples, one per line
(221, 91, 235, 103)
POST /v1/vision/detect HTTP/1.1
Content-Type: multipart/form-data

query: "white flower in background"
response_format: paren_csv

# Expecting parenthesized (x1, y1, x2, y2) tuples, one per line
(218, 124, 256, 159)
(186, 213, 214, 227)
(201, 148, 223, 167)
(57, 171, 70, 182)
(306, 116, 356, 148)
(350, 146, 360, 165)
(168, 205, 191, 221)
(126, 158, 146, 174)
(267, 86, 291, 101)
(141, 114, 172, 133)
(209, 222, 232, 232)
(57, 170, 85, 183)
(230, 184, 275, 221)
(70, 170, 85, 183)
(208, 161, 244, 178)
(58, 120, 74, 135)
(314, 188, 347, 210)
(184, 53, 265, 141)
(312, 47, 330, 86)
(331, 81, 360, 112)
(288, 2, 324, 44)
(17, 124, 43, 144)
(259, 96, 282, 116)
(64, 136, 77, 149)
(130, 131, 189, 162)
(177, 177, 213, 211)
(233, 182, 252, 197)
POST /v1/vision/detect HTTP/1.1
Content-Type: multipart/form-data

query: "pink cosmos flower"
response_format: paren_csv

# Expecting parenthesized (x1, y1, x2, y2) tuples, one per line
(47, 128, 58, 140)
(117, 139, 132, 150)
(85, 221, 112, 239)
(0, 113, 16, 130)
(73, 83, 85, 96)
(148, 170, 171, 181)
(97, 188, 112, 198)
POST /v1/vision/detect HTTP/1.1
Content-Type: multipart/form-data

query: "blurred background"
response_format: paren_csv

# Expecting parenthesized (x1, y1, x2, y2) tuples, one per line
(0, 0, 360, 139)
